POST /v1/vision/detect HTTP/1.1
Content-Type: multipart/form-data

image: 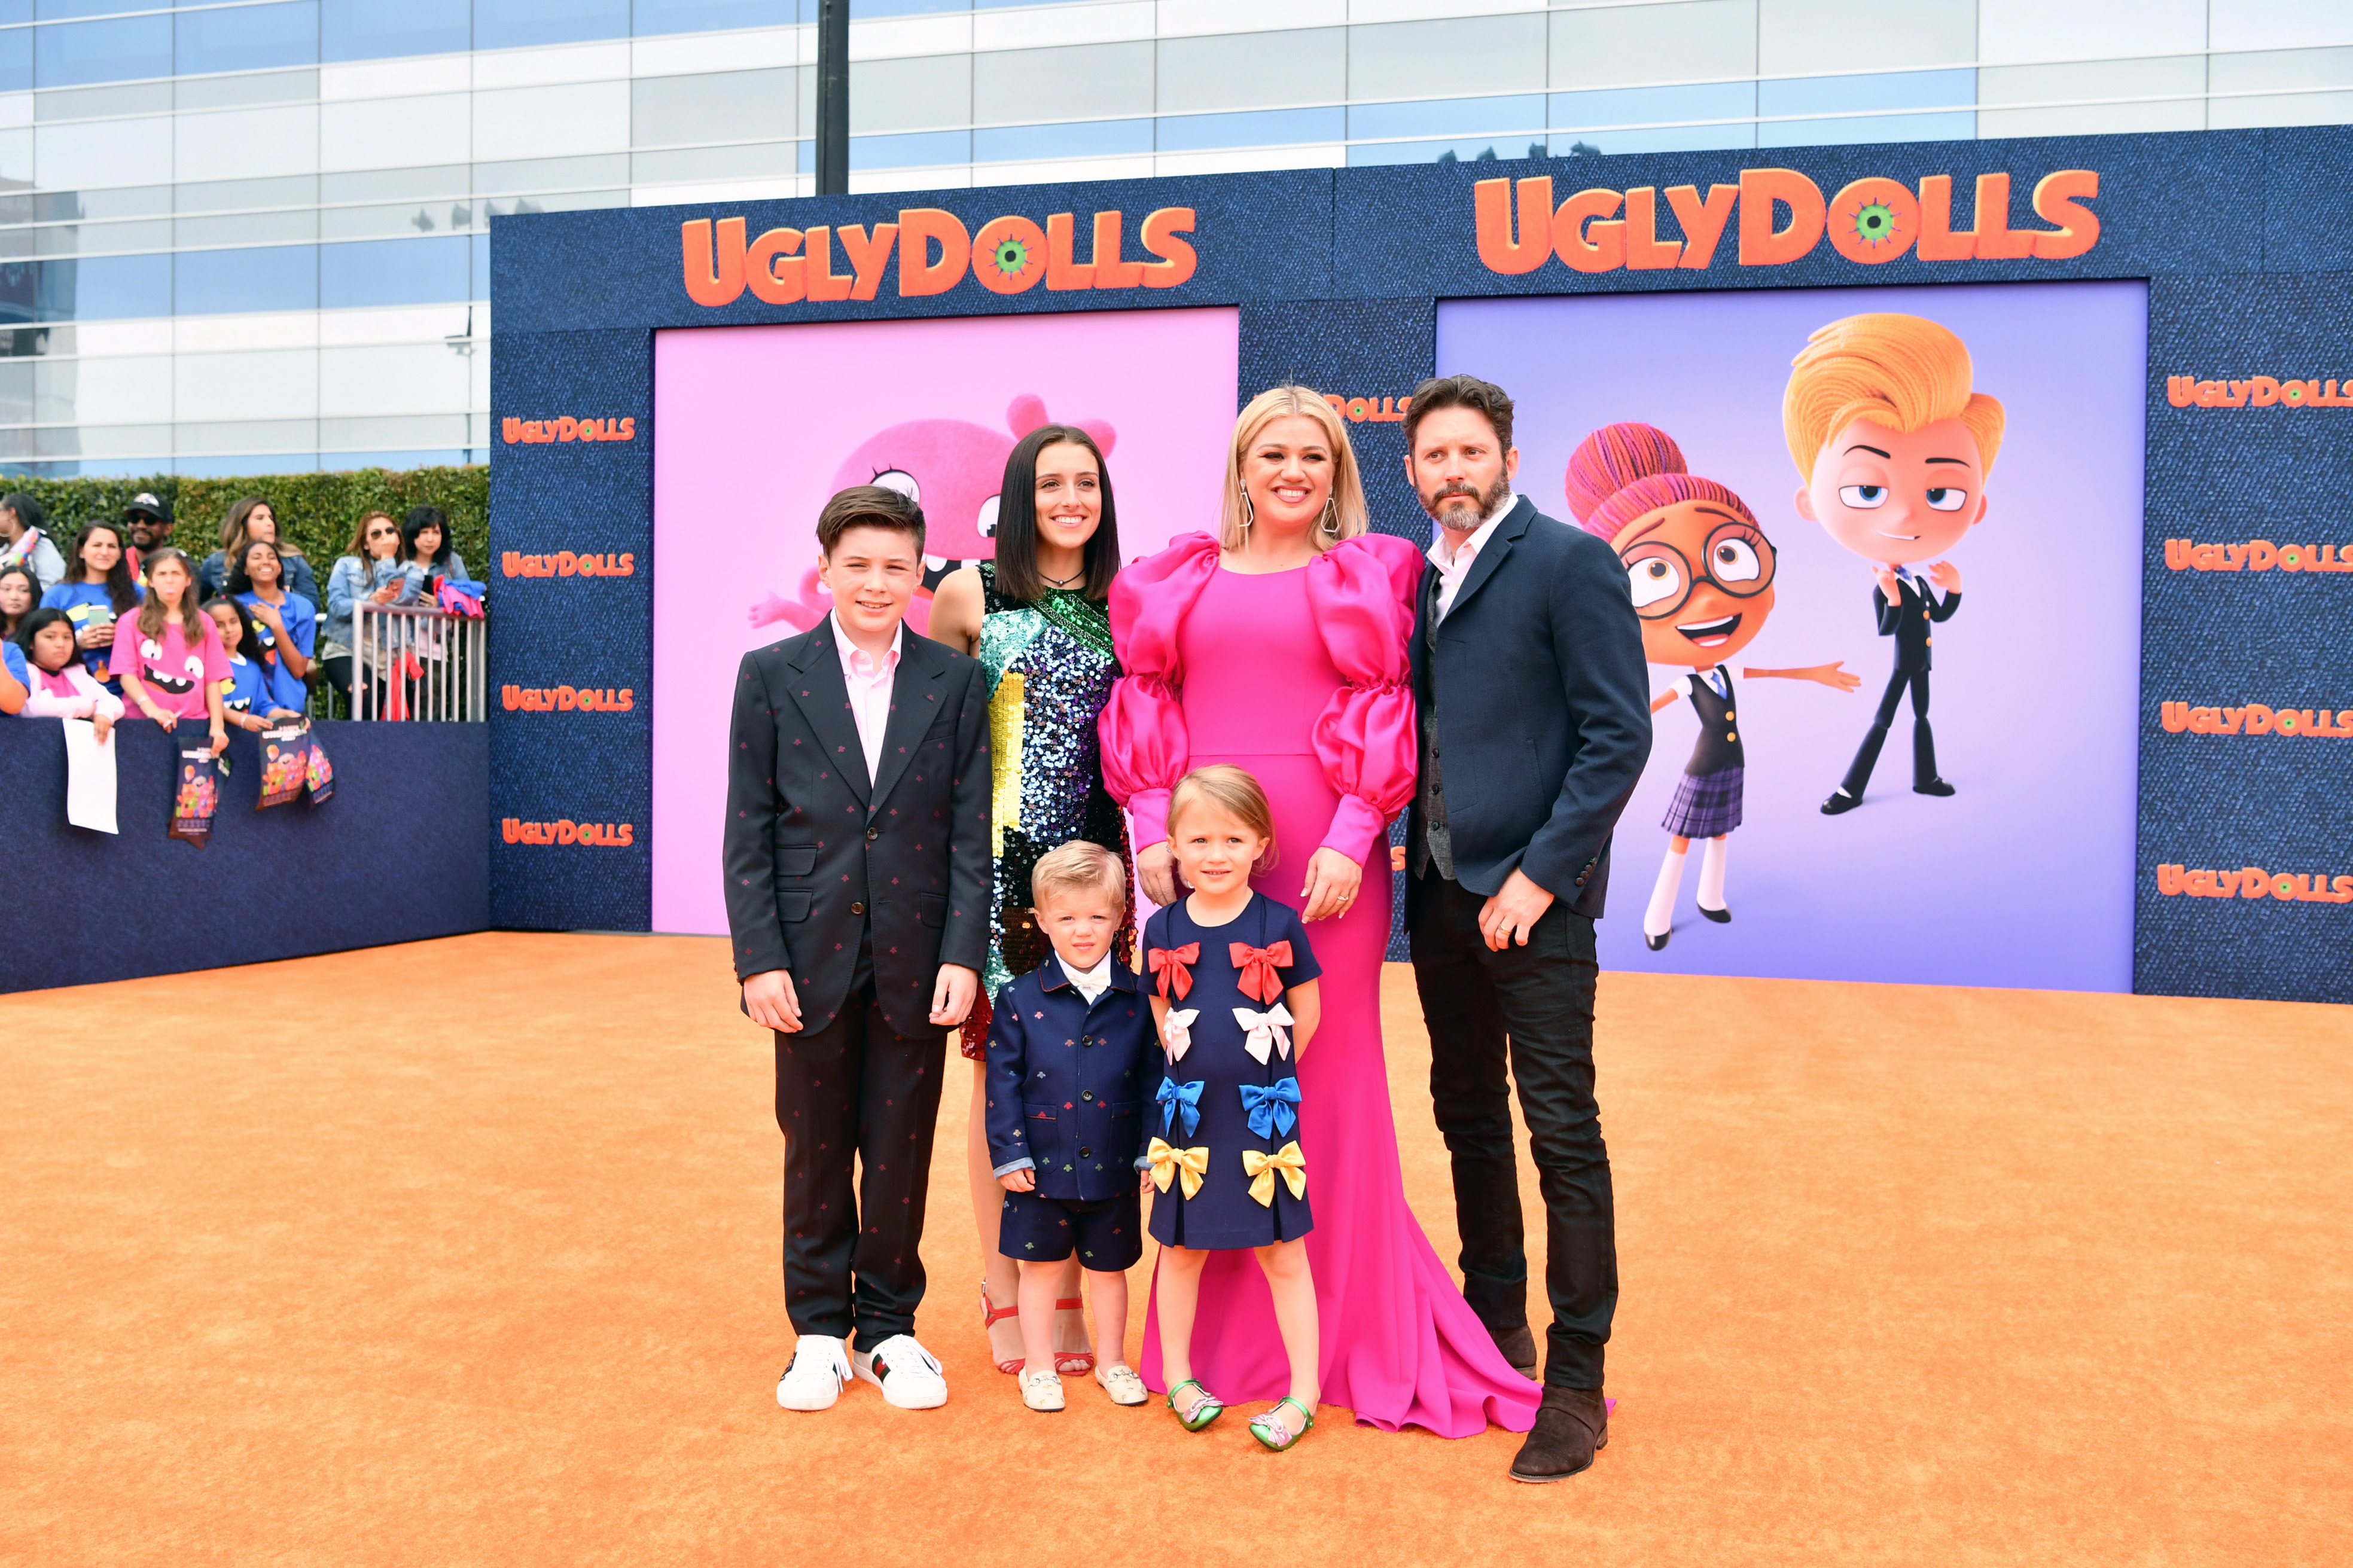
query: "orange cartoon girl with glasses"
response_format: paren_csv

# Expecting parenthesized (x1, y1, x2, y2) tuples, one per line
(1565, 423, 1860, 951)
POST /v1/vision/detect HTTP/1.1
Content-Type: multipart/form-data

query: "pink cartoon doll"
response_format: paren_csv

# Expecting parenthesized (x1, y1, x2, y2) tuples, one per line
(749, 395, 1114, 637)
(1564, 422, 1860, 951)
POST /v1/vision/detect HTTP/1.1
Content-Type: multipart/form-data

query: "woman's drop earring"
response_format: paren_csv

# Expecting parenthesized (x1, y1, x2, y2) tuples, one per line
(1319, 498, 1340, 537)
(1241, 492, 1256, 530)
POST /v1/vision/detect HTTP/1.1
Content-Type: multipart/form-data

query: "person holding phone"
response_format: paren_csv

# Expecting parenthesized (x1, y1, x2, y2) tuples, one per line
(321, 511, 416, 713)
(40, 521, 143, 689)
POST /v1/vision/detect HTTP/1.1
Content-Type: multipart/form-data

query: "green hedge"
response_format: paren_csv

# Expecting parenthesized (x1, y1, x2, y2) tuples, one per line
(6, 468, 489, 584)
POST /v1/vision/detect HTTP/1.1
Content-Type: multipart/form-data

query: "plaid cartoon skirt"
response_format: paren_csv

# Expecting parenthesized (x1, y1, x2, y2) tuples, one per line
(1662, 765, 1745, 840)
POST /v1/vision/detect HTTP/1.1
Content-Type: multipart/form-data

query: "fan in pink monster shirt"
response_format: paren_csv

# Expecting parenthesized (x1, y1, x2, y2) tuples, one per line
(749, 393, 1116, 637)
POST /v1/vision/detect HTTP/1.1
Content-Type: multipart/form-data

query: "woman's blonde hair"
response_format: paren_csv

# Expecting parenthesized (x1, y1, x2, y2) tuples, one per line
(1030, 840, 1127, 911)
(1218, 385, 1370, 551)
(1168, 764, 1279, 871)
(1782, 313, 2006, 478)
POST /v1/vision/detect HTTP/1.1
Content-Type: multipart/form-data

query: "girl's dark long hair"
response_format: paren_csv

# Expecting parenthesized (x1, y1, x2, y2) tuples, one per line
(72, 521, 142, 616)
(2, 491, 47, 538)
(204, 593, 262, 665)
(0, 562, 38, 637)
(989, 424, 1119, 602)
(403, 505, 453, 571)
(14, 606, 83, 669)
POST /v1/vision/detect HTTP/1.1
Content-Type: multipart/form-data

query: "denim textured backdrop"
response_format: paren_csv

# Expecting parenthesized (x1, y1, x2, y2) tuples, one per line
(490, 126, 2353, 1002)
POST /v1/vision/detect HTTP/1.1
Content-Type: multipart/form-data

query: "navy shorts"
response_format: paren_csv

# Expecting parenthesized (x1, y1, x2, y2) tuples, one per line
(998, 1186, 1143, 1271)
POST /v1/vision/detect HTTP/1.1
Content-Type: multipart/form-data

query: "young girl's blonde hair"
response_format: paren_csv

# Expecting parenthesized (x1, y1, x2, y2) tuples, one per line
(1217, 386, 1370, 551)
(1782, 313, 2006, 478)
(1030, 839, 1127, 910)
(1168, 764, 1279, 870)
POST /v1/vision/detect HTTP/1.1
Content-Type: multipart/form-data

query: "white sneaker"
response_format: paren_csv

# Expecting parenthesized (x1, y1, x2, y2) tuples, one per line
(1020, 1368, 1065, 1412)
(776, 1335, 851, 1411)
(1094, 1363, 1148, 1407)
(852, 1334, 949, 1410)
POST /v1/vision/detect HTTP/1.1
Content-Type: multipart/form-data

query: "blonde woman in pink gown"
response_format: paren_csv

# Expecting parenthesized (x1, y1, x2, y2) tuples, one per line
(1100, 386, 1540, 1437)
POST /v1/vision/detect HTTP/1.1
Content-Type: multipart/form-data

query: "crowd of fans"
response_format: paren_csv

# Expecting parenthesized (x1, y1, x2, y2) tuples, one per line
(0, 491, 477, 732)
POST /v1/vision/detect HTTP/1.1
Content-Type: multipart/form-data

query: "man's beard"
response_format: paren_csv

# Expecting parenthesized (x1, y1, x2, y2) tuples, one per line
(1425, 474, 1510, 529)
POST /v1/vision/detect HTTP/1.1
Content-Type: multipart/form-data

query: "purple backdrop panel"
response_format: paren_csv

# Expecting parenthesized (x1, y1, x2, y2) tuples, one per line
(648, 306, 1241, 937)
(1437, 281, 2145, 992)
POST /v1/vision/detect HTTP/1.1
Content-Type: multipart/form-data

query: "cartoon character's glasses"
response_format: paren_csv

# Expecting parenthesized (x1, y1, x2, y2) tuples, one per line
(1622, 523, 1777, 621)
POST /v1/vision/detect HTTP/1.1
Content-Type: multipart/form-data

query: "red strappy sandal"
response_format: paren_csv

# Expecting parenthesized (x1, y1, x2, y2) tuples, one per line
(980, 1286, 1022, 1375)
(1053, 1297, 1095, 1375)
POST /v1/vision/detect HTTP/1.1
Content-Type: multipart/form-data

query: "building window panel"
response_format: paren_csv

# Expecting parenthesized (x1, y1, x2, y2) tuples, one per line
(634, 0, 804, 38)
(974, 118, 1151, 163)
(1549, 1, 1757, 91)
(632, 141, 797, 184)
(1156, 30, 1344, 116)
(1551, 81, 1755, 134)
(973, 42, 1153, 127)
(175, 105, 322, 183)
(176, 2, 318, 79)
(320, 0, 471, 65)
(0, 26, 29, 94)
(631, 67, 796, 148)
(37, 252, 170, 320)
(175, 245, 319, 316)
(2211, 46, 2353, 94)
(35, 14, 172, 89)
(1348, 136, 1548, 167)
(1351, 94, 1545, 144)
(36, 80, 172, 120)
(849, 54, 972, 134)
(319, 200, 476, 240)
(2211, 0, 2353, 53)
(473, 0, 632, 54)
(33, 0, 137, 20)
(0, 125, 28, 186)
(837, 127, 971, 170)
(1977, 99, 2205, 139)
(1977, 0, 2207, 65)
(1154, 105, 1342, 152)
(1758, 68, 1976, 119)
(1348, 16, 1547, 103)
(2209, 89, 2353, 129)
(1759, 107, 1976, 147)
(473, 152, 630, 194)
(854, 0, 974, 19)
(319, 341, 470, 417)
(178, 209, 321, 249)
(176, 69, 321, 112)
(179, 452, 322, 475)
(319, 235, 471, 310)
(52, 352, 170, 423)
(1757, 0, 1976, 77)
(35, 115, 174, 191)
(321, 94, 474, 172)
(474, 81, 632, 163)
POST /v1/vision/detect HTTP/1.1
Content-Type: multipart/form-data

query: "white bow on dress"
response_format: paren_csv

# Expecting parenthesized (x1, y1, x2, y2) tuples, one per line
(1234, 1003, 1294, 1064)
(1161, 1009, 1199, 1062)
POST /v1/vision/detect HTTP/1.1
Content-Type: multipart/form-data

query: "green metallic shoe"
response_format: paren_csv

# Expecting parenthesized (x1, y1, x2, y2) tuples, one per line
(1166, 1378, 1224, 1432)
(1249, 1396, 1316, 1451)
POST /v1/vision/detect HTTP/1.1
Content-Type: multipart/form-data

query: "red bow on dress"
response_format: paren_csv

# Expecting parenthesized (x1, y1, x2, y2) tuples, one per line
(1148, 944, 1199, 1000)
(1230, 941, 1293, 1005)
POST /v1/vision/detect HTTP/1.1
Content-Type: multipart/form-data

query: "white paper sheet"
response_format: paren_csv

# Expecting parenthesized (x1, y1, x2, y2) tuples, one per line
(62, 719, 118, 835)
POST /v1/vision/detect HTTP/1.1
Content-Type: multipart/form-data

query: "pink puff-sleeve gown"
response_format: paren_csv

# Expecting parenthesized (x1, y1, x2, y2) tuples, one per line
(1100, 531, 1540, 1437)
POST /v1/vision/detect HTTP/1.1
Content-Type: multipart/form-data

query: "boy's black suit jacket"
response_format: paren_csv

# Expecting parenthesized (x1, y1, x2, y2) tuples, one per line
(723, 618, 990, 1038)
(1873, 571, 1962, 674)
(1407, 495, 1653, 920)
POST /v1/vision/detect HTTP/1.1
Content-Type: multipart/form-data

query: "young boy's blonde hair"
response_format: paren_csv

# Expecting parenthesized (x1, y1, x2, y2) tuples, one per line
(1782, 313, 2006, 478)
(1030, 840, 1127, 910)
(1167, 764, 1279, 868)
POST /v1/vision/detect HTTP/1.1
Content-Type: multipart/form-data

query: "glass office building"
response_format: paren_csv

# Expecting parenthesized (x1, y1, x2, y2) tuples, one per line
(2, 0, 2347, 476)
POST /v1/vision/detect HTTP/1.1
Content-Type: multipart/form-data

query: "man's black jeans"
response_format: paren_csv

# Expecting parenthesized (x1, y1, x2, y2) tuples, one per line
(1409, 868, 1617, 1390)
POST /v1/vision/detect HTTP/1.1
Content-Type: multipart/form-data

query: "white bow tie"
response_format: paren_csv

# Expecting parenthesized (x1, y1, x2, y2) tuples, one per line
(1161, 1009, 1199, 1063)
(1234, 1004, 1294, 1064)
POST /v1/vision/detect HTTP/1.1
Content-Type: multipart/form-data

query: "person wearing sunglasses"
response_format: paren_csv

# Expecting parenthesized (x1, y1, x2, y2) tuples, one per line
(320, 510, 419, 713)
(1565, 422, 1860, 952)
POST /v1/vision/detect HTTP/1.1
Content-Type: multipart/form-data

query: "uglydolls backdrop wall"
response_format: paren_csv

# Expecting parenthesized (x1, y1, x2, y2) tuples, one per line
(486, 129, 2353, 1005)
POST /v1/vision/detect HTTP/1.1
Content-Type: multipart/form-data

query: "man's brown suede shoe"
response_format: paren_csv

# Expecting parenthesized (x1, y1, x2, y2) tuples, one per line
(1509, 1386, 1608, 1482)
(1489, 1323, 1539, 1378)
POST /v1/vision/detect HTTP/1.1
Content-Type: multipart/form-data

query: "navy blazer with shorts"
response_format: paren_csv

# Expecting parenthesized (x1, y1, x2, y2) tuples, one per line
(1407, 494, 1654, 919)
(983, 958, 1155, 1203)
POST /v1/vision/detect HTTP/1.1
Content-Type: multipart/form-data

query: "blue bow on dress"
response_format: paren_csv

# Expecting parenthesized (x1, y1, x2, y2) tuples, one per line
(1157, 1076, 1205, 1138)
(1239, 1077, 1302, 1140)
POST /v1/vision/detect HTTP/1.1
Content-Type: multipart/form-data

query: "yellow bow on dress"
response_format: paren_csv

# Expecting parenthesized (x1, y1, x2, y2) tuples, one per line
(1242, 1142, 1307, 1207)
(1148, 1137, 1210, 1198)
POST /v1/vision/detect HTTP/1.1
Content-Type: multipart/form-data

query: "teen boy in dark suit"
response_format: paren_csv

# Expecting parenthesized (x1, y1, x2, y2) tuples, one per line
(1402, 374, 1653, 1484)
(724, 484, 990, 1414)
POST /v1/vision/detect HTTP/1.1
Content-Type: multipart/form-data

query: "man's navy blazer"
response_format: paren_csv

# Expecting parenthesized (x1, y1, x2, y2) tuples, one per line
(983, 959, 1155, 1203)
(722, 617, 990, 1038)
(1407, 495, 1653, 919)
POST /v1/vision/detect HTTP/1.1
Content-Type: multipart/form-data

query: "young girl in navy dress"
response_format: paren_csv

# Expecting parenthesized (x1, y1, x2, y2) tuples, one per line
(1144, 765, 1325, 1451)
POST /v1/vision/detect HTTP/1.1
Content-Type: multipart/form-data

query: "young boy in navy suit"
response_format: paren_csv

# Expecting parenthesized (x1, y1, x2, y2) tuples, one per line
(985, 840, 1156, 1413)
(726, 484, 990, 1414)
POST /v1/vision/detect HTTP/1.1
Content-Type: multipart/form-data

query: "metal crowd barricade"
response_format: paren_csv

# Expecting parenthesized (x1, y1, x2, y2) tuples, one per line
(349, 600, 488, 721)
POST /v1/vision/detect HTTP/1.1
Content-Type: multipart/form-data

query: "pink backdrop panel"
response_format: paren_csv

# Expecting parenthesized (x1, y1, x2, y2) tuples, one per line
(650, 306, 1242, 936)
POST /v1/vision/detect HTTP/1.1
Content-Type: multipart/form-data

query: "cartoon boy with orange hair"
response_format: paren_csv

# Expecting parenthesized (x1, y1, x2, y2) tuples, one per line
(1785, 313, 2005, 815)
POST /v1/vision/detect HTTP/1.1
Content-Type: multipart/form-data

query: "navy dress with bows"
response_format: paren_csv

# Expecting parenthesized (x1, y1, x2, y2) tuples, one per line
(1144, 892, 1321, 1250)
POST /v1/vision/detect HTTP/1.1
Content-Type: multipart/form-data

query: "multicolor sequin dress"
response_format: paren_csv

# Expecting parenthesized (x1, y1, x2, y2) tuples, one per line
(959, 562, 1132, 1060)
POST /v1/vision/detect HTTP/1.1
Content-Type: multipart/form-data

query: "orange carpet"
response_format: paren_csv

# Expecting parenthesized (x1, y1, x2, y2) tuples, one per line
(4, 934, 2347, 1566)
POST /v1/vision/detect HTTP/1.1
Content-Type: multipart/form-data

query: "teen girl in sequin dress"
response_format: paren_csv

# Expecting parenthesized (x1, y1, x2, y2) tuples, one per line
(929, 421, 1133, 1381)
